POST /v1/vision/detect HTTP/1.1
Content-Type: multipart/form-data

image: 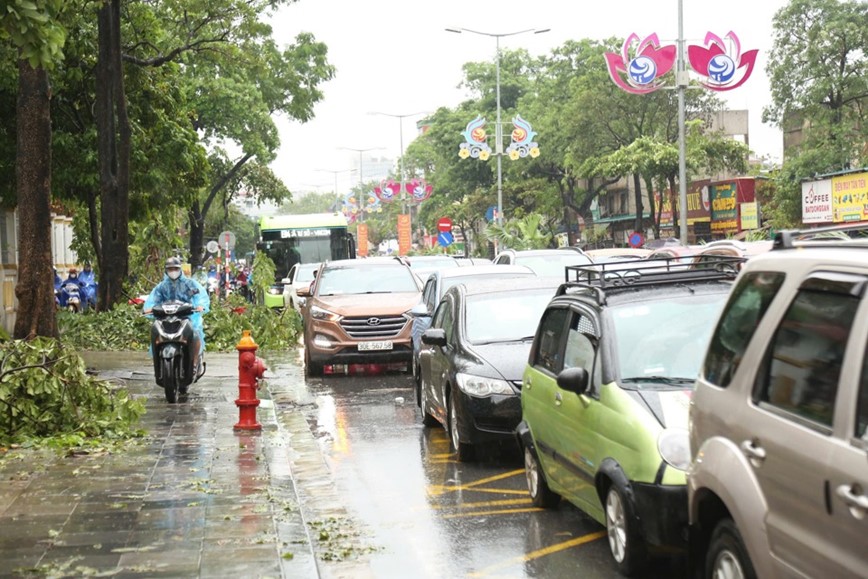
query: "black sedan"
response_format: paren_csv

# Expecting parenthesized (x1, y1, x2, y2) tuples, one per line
(418, 278, 560, 461)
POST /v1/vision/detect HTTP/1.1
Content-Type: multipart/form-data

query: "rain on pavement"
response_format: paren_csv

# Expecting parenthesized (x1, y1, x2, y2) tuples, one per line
(266, 350, 689, 578)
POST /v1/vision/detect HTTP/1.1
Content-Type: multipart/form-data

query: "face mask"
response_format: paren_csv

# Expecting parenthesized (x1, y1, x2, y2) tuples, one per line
(70, 274, 77, 279)
(167, 269, 181, 280)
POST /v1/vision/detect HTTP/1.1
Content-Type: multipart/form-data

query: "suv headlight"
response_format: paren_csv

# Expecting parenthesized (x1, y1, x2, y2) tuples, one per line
(657, 428, 691, 471)
(309, 305, 340, 322)
(456, 373, 514, 397)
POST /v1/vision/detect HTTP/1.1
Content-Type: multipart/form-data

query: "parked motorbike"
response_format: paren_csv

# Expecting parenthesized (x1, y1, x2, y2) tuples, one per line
(60, 282, 83, 313)
(150, 300, 205, 403)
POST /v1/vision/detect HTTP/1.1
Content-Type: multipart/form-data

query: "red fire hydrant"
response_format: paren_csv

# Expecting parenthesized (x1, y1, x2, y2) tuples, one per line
(235, 330, 267, 431)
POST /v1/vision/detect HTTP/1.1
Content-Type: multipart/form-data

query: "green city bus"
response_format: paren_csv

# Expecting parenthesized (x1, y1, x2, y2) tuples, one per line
(256, 212, 355, 308)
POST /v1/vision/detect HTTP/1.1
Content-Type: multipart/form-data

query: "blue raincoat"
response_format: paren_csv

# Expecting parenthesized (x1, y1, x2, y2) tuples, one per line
(144, 272, 210, 355)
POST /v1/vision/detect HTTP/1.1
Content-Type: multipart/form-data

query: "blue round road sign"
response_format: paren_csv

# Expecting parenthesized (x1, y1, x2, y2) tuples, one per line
(437, 231, 454, 247)
(628, 231, 645, 248)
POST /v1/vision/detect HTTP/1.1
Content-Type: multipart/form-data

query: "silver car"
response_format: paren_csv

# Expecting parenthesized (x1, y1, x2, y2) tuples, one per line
(688, 226, 868, 579)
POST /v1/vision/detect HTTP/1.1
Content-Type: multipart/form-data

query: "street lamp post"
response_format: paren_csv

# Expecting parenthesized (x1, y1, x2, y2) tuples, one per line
(316, 168, 356, 208)
(338, 146, 383, 222)
(446, 27, 549, 226)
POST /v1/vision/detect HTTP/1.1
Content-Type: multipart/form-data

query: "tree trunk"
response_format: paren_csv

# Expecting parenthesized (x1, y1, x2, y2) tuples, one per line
(633, 173, 644, 233)
(188, 201, 205, 268)
(13, 59, 58, 340)
(96, 0, 131, 311)
(668, 175, 679, 234)
(645, 177, 660, 239)
(188, 153, 253, 268)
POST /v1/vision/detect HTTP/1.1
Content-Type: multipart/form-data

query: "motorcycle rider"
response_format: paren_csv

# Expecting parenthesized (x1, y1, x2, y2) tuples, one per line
(59, 268, 85, 310)
(78, 261, 98, 310)
(143, 257, 210, 369)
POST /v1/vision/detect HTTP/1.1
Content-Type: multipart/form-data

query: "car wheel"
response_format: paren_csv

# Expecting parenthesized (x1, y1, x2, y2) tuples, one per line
(604, 484, 647, 576)
(303, 346, 323, 377)
(524, 447, 560, 508)
(419, 381, 438, 427)
(706, 518, 756, 579)
(448, 392, 474, 462)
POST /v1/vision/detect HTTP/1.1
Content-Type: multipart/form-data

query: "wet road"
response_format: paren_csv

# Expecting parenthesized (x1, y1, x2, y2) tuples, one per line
(267, 352, 689, 578)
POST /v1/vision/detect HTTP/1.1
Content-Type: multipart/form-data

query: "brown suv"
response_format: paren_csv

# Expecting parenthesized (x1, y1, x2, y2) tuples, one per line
(301, 257, 422, 376)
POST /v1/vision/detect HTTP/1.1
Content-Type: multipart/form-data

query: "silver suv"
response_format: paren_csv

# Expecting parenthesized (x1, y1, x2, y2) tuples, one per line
(688, 226, 868, 579)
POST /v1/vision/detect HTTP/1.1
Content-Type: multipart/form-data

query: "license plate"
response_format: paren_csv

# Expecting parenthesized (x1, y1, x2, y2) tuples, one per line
(358, 341, 393, 351)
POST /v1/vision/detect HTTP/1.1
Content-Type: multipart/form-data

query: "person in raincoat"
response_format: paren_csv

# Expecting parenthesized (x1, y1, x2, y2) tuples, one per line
(78, 262, 98, 309)
(144, 257, 210, 361)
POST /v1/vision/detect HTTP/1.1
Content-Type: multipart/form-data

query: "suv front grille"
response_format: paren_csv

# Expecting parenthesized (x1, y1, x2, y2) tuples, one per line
(341, 315, 407, 339)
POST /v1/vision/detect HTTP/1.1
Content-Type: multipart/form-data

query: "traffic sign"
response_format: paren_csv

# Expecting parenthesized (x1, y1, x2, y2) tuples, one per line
(219, 230, 237, 250)
(437, 232, 454, 247)
(628, 231, 645, 248)
(437, 217, 453, 233)
(206, 240, 219, 254)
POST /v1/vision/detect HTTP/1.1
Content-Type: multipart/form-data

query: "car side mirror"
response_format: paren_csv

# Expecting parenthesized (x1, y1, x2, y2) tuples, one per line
(557, 367, 590, 395)
(297, 286, 311, 298)
(281, 277, 291, 284)
(409, 303, 431, 318)
(421, 328, 447, 347)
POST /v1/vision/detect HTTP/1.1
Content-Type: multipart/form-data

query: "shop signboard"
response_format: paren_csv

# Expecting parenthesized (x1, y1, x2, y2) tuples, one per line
(801, 179, 833, 224)
(740, 202, 759, 230)
(831, 171, 868, 223)
(710, 182, 738, 233)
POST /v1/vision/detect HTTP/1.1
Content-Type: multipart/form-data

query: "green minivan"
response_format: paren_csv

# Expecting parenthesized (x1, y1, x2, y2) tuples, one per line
(516, 261, 739, 576)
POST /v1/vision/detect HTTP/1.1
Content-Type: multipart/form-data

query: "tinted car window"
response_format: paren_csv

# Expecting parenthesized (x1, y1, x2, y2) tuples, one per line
(317, 265, 418, 295)
(533, 307, 569, 374)
(422, 278, 437, 312)
(564, 313, 596, 371)
(703, 272, 785, 387)
(755, 285, 860, 429)
(465, 290, 553, 344)
(440, 299, 455, 342)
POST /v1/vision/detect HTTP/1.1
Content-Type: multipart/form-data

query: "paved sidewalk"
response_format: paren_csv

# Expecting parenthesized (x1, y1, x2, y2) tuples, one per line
(0, 352, 319, 578)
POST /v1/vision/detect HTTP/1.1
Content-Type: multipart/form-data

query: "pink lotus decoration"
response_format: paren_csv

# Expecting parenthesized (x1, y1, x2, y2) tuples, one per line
(405, 179, 433, 203)
(687, 32, 758, 92)
(374, 180, 401, 203)
(604, 33, 676, 95)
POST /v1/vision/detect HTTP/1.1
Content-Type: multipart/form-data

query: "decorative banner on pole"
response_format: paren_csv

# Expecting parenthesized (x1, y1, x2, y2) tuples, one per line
(357, 223, 369, 257)
(339, 191, 382, 223)
(687, 32, 758, 91)
(405, 179, 433, 203)
(397, 214, 411, 256)
(604, 33, 676, 95)
(505, 115, 540, 160)
(374, 180, 401, 203)
(604, 31, 756, 94)
(458, 115, 492, 160)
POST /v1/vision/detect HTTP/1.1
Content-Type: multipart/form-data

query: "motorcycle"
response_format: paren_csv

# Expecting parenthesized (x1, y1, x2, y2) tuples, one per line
(150, 300, 205, 403)
(60, 282, 83, 313)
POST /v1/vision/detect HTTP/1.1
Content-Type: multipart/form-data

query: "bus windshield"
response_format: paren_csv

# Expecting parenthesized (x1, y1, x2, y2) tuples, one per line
(256, 213, 355, 281)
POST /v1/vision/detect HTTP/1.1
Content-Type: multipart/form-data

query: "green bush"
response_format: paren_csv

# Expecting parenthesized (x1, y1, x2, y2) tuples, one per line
(205, 293, 302, 352)
(0, 338, 145, 445)
(59, 296, 302, 353)
(58, 303, 151, 351)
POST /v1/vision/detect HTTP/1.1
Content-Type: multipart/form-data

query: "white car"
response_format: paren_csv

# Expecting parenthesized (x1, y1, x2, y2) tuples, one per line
(282, 262, 320, 314)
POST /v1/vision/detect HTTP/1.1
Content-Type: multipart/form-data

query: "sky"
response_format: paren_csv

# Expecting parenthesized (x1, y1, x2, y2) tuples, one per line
(266, 0, 791, 198)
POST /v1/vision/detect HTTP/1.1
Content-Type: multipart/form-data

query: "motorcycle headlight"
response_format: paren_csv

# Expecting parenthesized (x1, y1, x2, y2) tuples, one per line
(456, 373, 514, 397)
(310, 305, 340, 322)
(657, 428, 691, 472)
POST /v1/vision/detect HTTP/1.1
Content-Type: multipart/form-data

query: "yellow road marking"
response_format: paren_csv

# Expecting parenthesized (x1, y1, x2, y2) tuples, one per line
(430, 497, 532, 510)
(467, 530, 608, 577)
(461, 469, 524, 488)
(442, 506, 544, 519)
(428, 485, 528, 497)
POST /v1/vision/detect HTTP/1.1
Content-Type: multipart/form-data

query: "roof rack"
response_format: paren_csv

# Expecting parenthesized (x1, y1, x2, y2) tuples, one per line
(773, 223, 868, 250)
(557, 255, 742, 299)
